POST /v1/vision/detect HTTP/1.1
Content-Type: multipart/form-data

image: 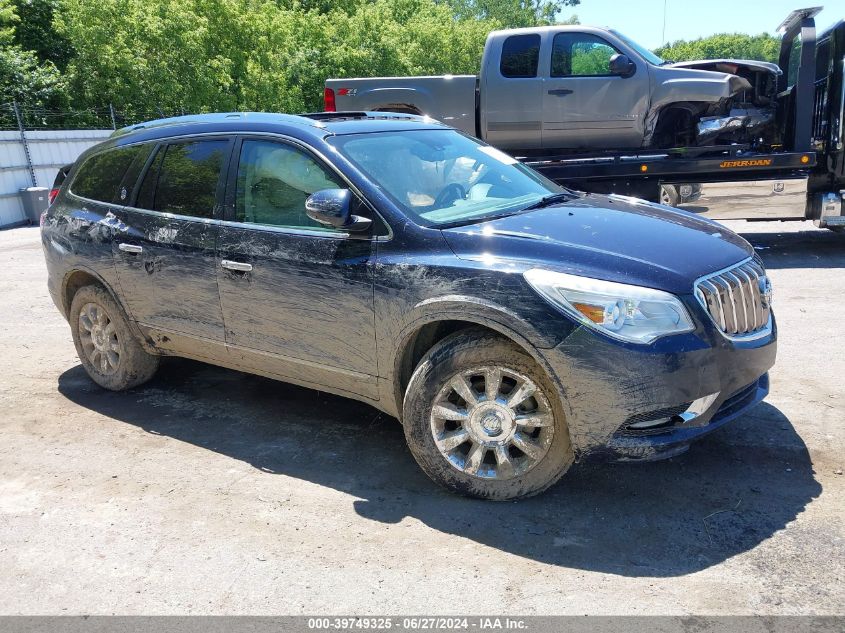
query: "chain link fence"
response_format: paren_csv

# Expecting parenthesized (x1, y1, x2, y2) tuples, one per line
(0, 102, 192, 132)
(0, 102, 193, 227)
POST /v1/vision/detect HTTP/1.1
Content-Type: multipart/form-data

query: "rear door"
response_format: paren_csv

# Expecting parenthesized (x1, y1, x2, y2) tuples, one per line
(541, 32, 649, 149)
(111, 137, 233, 353)
(215, 136, 379, 399)
(481, 33, 544, 150)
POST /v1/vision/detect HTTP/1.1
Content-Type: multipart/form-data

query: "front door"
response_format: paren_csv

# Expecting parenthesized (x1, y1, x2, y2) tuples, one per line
(112, 137, 233, 351)
(541, 32, 649, 150)
(216, 137, 378, 399)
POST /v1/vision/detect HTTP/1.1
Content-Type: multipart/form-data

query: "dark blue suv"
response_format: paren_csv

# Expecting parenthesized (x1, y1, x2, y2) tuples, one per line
(41, 112, 776, 499)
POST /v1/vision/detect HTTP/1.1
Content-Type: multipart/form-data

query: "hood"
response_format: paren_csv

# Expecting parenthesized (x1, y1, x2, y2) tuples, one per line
(669, 59, 782, 76)
(441, 194, 754, 295)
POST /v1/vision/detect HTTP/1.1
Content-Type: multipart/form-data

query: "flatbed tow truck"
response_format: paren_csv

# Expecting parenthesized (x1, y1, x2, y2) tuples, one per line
(523, 8, 844, 229)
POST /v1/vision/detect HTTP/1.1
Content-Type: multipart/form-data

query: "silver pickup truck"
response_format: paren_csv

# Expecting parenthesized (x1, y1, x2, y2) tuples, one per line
(325, 25, 779, 153)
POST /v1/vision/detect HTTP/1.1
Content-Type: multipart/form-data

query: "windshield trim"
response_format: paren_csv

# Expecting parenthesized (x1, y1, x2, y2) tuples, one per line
(610, 29, 665, 66)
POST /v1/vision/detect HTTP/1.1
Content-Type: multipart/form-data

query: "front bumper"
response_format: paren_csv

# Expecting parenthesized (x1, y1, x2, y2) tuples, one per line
(540, 311, 777, 461)
(601, 373, 768, 461)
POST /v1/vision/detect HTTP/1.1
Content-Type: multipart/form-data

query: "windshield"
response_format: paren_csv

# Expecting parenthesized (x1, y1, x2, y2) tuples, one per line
(610, 29, 665, 66)
(328, 129, 564, 227)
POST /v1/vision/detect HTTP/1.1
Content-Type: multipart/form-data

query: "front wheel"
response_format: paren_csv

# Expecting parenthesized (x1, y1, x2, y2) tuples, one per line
(402, 328, 573, 500)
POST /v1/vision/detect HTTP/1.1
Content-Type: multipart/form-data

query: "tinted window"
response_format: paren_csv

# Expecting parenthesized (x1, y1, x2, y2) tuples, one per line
(135, 147, 164, 210)
(235, 140, 343, 230)
(500, 34, 540, 78)
(71, 145, 146, 203)
(786, 35, 802, 88)
(815, 38, 830, 82)
(136, 140, 228, 218)
(116, 143, 154, 203)
(551, 33, 619, 77)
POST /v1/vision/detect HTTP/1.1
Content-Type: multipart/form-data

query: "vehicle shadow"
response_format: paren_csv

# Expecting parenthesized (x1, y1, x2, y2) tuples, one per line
(738, 227, 845, 269)
(58, 358, 821, 578)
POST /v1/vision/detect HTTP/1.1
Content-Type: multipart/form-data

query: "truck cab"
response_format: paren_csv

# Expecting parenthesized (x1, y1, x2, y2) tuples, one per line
(480, 26, 650, 150)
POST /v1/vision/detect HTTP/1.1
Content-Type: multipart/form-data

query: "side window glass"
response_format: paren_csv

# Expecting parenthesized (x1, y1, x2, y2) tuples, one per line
(136, 140, 228, 218)
(786, 35, 802, 88)
(136, 147, 164, 210)
(551, 33, 619, 77)
(235, 139, 344, 231)
(70, 145, 147, 203)
(116, 143, 154, 203)
(500, 34, 540, 78)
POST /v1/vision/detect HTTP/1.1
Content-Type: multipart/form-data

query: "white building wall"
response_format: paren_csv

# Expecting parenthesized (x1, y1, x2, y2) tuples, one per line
(0, 129, 113, 227)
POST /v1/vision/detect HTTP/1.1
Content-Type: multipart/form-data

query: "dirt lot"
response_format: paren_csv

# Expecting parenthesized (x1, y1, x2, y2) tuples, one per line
(0, 221, 843, 615)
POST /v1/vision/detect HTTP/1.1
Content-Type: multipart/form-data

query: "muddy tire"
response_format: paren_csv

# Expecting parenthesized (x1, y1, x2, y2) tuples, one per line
(69, 284, 159, 390)
(402, 328, 574, 500)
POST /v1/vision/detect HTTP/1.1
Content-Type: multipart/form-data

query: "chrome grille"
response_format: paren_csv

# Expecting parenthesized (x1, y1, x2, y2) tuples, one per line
(695, 258, 771, 338)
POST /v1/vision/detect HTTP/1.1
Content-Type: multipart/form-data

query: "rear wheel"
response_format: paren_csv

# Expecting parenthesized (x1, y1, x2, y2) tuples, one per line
(402, 328, 573, 500)
(70, 285, 159, 390)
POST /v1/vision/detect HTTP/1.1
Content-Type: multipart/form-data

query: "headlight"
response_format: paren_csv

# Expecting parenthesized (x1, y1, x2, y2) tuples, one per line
(523, 269, 694, 344)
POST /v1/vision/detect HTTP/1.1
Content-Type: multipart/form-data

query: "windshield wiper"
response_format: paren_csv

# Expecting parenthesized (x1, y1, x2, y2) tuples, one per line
(522, 192, 578, 211)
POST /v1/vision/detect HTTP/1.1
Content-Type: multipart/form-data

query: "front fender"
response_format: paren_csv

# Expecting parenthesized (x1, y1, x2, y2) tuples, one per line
(388, 294, 573, 423)
(644, 67, 752, 145)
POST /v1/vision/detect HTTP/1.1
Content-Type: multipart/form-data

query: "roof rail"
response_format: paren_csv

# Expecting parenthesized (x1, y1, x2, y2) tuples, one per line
(300, 111, 429, 123)
(300, 111, 372, 121)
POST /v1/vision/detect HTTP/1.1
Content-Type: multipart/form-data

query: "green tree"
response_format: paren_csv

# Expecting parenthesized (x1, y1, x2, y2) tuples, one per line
(440, 0, 579, 26)
(0, 0, 67, 109)
(10, 0, 73, 70)
(55, 0, 505, 115)
(656, 33, 781, 63)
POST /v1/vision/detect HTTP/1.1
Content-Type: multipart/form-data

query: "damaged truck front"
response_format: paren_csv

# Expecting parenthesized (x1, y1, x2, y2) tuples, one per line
(658, 60, 782, 148)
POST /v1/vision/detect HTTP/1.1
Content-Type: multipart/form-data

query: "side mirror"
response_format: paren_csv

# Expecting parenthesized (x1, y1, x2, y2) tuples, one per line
(609, 53, 636, 78)
(305, 188, 372, 232)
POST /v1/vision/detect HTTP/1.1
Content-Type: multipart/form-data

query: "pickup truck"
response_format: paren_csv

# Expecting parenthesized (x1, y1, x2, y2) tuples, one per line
(325, 8, 845, 233)
(325, 25, 776, 153)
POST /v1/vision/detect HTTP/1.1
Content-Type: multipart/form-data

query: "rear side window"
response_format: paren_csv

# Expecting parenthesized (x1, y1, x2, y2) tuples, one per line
(70, 145, 147, 203)
(135, 140, 228, 218)
(500, 34, 541, 78)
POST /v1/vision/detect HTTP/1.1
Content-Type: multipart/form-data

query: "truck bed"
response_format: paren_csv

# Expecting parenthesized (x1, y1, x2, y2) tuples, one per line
(325, 75, 477, 136)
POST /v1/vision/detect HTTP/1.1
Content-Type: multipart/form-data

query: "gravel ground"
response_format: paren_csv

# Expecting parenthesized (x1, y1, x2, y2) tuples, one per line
(0, 221, 842, 615)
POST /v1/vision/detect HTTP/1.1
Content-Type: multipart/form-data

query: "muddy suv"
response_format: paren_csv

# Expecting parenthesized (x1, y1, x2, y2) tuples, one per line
(42, 112, 776, 499)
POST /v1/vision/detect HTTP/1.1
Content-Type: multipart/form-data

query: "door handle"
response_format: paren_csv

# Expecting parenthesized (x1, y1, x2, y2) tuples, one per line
(547, 89, 574, 96)
(221, 259, 253, 273)
(118, 243, 143, 254)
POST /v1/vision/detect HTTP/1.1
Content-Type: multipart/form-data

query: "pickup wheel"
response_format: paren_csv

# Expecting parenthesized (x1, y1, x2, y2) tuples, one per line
(70, 285, 159, 391)
(402, 328, 573, 500)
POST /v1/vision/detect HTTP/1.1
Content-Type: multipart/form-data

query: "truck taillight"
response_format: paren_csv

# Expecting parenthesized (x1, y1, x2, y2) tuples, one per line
(324, 87, 336, 112)
(48, 188, 60, 205)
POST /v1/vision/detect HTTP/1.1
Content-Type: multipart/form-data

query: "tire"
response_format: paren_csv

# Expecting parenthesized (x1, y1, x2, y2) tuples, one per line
(660, 185, 679, 207)
(69, 284, 159, 390)
(402, 328, 574, 500)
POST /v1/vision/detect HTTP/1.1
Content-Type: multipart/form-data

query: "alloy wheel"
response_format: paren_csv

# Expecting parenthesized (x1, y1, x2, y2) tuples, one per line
(78, 302, 121, 375)
(430, 366, 555, 480)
